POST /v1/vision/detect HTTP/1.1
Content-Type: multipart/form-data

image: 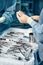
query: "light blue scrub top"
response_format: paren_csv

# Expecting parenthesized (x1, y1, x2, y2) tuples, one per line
(30, 9, 43, 61)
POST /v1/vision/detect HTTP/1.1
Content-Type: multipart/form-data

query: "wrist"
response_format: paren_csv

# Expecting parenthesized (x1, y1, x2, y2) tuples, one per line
(26, 17, 37, 27)
(27, 17, 33, 24)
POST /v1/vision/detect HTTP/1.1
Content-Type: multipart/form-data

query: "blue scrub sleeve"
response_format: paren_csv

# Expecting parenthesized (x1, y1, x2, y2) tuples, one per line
(32, 22, 43, 43)
(31, 9, 43, 43)
(2, 2, 16, 24)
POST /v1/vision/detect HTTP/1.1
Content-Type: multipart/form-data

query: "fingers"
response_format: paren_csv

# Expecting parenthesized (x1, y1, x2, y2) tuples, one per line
(16, 11, 21, 17)
(16, 11, 28, 23)
(16, 11, 24, 17)
(16, 12, 20, 20)
(16, 11, 22, 22)
(18, 11, 24, 16)
(31, 15, 39, 21)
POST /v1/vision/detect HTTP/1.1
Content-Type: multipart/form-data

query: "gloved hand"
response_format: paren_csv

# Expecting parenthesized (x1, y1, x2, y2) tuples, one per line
(16, 11, 39, 24)
(16, 11, 29, 23)
(0, 17, 5, 23)
(31, 15, 39, 21)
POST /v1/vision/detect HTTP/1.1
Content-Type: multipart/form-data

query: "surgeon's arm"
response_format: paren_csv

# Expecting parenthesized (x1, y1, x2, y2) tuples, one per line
(16, 11, 39, 23)
(28, 18, 43, 43)
(27, 9, 43, 43)
(16, 10, 43, 43)
(1, 2, 16, 24)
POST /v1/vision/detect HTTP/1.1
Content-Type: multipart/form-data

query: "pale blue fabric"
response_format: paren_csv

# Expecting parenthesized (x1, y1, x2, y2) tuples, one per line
(30, 9, 43, 62)
(0, 0, 16, 34)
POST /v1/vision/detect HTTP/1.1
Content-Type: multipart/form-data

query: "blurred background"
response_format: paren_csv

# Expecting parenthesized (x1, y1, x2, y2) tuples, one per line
(16, 0, 43, 15)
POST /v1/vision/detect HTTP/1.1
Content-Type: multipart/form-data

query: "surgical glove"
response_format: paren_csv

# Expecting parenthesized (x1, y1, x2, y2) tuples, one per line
(0, 17, 5, 23)
(16, 11, 29, 23)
